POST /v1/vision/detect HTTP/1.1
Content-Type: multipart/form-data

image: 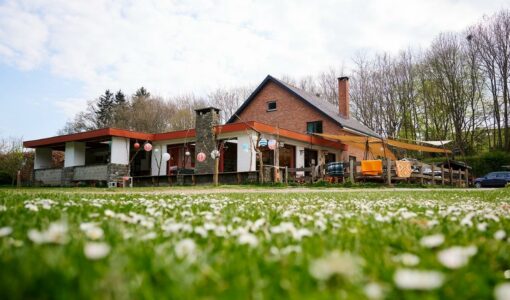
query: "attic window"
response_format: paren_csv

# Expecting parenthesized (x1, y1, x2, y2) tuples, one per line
(307, 121, 323, 134)
(267, 101, 277, 111)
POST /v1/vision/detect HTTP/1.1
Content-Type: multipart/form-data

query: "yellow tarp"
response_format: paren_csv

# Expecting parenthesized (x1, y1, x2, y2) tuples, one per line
(386, 139, 452, 154)
(315, 133, 451, 154)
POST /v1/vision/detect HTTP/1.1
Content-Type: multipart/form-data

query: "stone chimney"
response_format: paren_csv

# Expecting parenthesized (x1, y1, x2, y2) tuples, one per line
(194, 107, 220, 174)
(338, 77, 350, 118)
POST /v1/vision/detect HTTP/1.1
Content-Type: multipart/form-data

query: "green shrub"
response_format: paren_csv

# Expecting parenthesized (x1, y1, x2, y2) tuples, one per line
(425, 151, 510, 177)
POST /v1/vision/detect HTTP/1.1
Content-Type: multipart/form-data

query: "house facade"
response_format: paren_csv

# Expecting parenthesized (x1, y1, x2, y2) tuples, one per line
(24, 75, 378, 186)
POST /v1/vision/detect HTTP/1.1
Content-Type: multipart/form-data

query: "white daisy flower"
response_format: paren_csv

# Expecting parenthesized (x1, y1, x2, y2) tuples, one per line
(437, 246, 477, 269)
(394, 269, 444, 290)
(175, 238, 196, 260)
(494, 283, 510, 300)
(420, 234, 445, 248)
(309, 251, 362, 281)
(495, 230, 507, 241)
(237, 232, 259, 248)
(0, 226, 12, 237)
(84, 242, 111, 260)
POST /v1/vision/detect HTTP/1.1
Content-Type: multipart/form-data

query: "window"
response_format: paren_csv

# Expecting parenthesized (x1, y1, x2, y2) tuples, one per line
(267, 101, 277, 111)
(306, 121, 323, 134)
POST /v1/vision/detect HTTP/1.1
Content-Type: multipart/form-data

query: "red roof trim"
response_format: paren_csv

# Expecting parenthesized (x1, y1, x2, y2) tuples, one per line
(24, 122, 343, 149)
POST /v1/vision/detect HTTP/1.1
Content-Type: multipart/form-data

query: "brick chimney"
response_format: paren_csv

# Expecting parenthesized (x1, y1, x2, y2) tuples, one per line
(338, 77, 350, 118)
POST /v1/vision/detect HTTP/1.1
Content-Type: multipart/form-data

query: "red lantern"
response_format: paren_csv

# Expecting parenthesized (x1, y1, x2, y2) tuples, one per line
(144, 143, 153, 152)
(134, 142, 140, 150)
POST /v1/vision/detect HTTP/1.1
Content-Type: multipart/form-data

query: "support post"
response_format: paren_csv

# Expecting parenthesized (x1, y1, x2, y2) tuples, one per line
(431, 164, 435, 185)
(386, 158, 392, 186)
(449, 167, 453, 186)
(349, 159, 355, 183)
(285, 167, 288, 185)
(465, 168, 469, 187)
(441, 165, 445, 185)
(420, 163, 424, 185)
(213, 157, 219, 186)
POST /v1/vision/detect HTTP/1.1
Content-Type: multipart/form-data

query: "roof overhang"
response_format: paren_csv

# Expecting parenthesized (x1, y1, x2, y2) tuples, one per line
(24, 122, 345, 150)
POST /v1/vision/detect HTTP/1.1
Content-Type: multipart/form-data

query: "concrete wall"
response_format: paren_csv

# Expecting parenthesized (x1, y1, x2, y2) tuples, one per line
(64, 142, 85, 167)
(237, 132, 257, 172)
(74, 165, 109, 181)
(110, 137, 129, 165)
(295, 145, 305, 177)
(34, 169, 63, 186)
(34, 148, 53, 170)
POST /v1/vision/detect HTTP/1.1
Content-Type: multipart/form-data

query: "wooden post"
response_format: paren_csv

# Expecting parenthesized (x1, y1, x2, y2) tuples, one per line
(237, 173, 241, 184)
(258, 152, 264, 184)
(431, 164, 435, 186)
(213, 157, 219, 186)
(349, 159, 355, 183)
(465, 168, 469, 187)
(441, 165, 445, 185)
(285, 167, 288, 185)
(386, 158, 392, 186)
(16, 170, 21, 188)
(449, 167, 453, 186)
(419, 163, 424, 185)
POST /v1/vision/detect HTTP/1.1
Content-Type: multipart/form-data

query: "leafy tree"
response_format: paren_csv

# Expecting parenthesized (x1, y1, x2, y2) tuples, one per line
(0, 137, 25, 186)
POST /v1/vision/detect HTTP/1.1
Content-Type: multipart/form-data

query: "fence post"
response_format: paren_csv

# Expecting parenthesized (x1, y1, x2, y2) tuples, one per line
(419, 163, 424, 185)
(441, 165, 445, 185)
(349, 159, 355, 183)
(386, 158, 392, 186)
(285, 167, 288, 185)
(431, 164, 435, 186)
(449, 167, 453, 186)
(465, 168, 469, 187)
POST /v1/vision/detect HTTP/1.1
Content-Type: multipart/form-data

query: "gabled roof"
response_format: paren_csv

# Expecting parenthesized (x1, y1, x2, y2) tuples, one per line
(227, 75, 380, 138)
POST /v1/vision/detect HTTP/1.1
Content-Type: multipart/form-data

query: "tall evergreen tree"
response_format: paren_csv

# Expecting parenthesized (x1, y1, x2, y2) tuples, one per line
(114, 90, 127, 106)
(94, 90, 114, 128)
(134, 87, 150, 99)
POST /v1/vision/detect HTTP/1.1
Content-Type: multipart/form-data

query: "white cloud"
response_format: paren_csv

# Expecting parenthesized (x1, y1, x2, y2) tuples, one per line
(0, 0, 508, 112)
(53, 98, 89, 117)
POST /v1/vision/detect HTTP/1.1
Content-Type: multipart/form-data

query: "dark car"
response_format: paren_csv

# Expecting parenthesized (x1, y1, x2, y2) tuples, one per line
(474, 172, 510, 188)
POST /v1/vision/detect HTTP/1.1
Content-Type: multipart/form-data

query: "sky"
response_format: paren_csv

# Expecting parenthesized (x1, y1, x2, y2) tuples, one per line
(0, 0, 508, 140)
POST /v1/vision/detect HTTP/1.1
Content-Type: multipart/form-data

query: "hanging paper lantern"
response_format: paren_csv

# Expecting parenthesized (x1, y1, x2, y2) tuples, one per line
(211, 150, 220, 159)
(259, 138, 268, 147)
(144, 143, 153, 152)
(154, 147, 159, 152)
(134, 142, 140, 150)
(196, 152, 206, 162)
(268, 139, 277, 150)
(162, 153, 171, 162)
(185, 151, 191, 156)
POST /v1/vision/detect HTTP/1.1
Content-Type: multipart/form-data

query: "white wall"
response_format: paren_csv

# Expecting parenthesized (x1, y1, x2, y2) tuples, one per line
(34, 148, 53, 170)
(110, 137, 130, 165)
(151, 143, 167, 176)
(295, 145, 305, 177)
(64, 142, 85, 167)
(237, 133, 257, 172)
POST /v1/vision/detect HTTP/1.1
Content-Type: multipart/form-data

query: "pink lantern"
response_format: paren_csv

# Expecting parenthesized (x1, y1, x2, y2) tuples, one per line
(196, 152, 206, 162)
(134, 142, 140, 150)
(144, 143, 153, 152)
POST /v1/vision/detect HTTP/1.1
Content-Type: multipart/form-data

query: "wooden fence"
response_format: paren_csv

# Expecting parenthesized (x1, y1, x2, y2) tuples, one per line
(281, 159, 470, 187)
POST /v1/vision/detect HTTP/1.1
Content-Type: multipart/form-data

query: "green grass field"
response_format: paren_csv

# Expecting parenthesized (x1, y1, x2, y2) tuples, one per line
(1, 187, 510, 299)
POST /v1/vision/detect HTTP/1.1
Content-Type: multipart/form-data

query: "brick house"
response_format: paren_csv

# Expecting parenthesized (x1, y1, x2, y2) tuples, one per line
(228, 75, 379, 167)
(23, 75, 379, 186)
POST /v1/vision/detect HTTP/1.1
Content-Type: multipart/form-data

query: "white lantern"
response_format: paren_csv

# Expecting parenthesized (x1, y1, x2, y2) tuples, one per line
(162, 152, 171, 162)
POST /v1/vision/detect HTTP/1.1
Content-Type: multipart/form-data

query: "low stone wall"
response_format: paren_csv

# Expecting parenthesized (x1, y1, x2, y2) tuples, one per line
(34, 169, 63, 186)
(74, 165, 109, 181)
(33, 163, 129, 186)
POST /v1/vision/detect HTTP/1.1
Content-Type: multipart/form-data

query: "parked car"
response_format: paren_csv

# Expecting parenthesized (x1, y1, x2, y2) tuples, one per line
(474, 172, 510, 188)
